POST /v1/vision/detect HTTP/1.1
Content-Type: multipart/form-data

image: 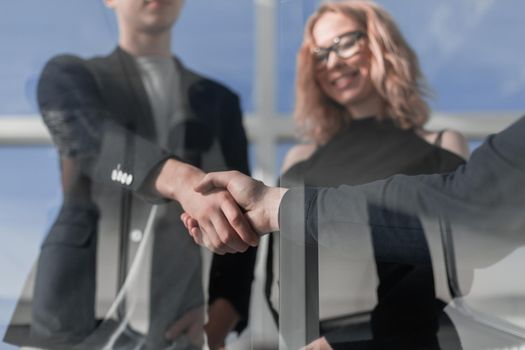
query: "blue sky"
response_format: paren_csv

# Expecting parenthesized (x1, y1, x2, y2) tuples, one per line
(277, 0, 525, 112)
(1, 1, 525, 347)
(0, 0, 255, 114)
(1, 0, 525, 116)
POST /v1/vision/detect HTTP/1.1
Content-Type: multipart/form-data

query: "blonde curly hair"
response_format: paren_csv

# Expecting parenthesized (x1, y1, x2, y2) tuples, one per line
(295, 0, 431, 144)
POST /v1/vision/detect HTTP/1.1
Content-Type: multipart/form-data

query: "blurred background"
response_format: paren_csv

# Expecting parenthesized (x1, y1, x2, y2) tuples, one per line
(1, 1, 524, 349)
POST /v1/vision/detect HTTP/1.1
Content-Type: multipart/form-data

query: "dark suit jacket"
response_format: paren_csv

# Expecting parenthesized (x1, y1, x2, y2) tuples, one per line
(6, 47, 255, 349)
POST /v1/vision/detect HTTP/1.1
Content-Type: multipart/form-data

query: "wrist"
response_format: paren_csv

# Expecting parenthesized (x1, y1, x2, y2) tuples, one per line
(155, 158, 204, 201)
(264, 187, 287, 232)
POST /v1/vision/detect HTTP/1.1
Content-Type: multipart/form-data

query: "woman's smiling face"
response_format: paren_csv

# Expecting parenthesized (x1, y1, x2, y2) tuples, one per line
(312, 11, 377, 110)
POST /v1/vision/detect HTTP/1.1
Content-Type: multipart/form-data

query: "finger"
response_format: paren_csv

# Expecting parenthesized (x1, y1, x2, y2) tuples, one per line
(187, 318, 204, 347)
(210, 210, 249, 253)
(165, 307, 204, 342)
(188, 218, 199, 230)
(181, 213, 199, 231)
(190, 225, 212, 252)
(221, 199, 259, 247)
(190, 226, 204, 246)
(181, 212, 190, 223)
(200, 219, 230, 255)
(194, 171, 237, 193)
(201, 233, 219, 255)
(180, 213, 191, 230)
(190, 226, 201, 239)
(165, 314, 192, 340)
(181, 214, 201, 240)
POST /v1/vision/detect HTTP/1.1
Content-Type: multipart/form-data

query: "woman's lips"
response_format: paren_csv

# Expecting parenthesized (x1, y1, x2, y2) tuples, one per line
(332, 70, 360, 89)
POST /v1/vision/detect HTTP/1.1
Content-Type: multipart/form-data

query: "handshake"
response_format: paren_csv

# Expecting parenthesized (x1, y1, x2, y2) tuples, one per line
(180, 170, 288, 254)
(154, 158, 289, 254)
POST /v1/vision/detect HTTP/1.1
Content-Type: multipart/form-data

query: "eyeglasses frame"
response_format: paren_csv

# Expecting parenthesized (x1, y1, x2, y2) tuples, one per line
(312, 31, 367, 66)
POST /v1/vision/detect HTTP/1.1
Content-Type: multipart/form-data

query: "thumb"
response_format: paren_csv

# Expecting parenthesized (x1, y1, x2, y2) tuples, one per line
(194, 171, 235, 193)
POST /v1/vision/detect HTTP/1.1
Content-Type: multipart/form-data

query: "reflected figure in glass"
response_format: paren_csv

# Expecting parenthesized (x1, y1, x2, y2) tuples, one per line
(4, 0, 256, 349)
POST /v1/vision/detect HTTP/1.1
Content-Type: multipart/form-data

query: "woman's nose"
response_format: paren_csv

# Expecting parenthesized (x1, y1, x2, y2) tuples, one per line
(325, 51, 343, 69)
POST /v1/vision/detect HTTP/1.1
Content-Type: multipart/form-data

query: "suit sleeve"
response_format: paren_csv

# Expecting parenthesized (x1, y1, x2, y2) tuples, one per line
(37, 55, 173, 203)
(280, 116, 525, 264)
(207, 90, 256, 333)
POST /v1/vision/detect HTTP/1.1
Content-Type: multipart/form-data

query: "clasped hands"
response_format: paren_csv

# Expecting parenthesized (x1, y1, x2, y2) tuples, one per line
(181, 170, 286, 254)
(155, 159, 285, 254)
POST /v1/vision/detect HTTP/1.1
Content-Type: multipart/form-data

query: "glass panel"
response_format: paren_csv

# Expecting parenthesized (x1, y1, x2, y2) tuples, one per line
(276, 1, 525, 349)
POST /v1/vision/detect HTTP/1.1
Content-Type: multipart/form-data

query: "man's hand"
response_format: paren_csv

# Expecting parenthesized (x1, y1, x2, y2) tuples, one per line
(155, 160, 259, 254)
(204, 298, 240, 350)
(180, 170, 288, 252)
(164, 306, 204, 348)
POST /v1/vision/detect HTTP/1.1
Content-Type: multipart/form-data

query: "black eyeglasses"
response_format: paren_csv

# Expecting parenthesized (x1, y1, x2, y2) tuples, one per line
(312, 31, 366, 67)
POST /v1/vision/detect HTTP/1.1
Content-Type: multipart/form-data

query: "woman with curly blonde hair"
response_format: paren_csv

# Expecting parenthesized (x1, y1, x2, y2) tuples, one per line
(285, 0, 468, 166)
(269, 1, 469, 349)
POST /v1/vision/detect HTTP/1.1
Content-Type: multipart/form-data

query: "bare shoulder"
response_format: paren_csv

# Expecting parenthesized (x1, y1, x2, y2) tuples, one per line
(417, 129, 470, 160)
(281, 143, 317, 173)
(438, 129, 470, 159)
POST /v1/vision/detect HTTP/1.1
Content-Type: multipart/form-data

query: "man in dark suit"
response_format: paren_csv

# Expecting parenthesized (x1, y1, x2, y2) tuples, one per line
(6, 0, 258, 349)
(182, 115, 525, 349)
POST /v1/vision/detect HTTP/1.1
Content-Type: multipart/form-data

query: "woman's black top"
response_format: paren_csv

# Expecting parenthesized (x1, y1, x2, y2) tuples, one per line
(267, 117, 465, 349)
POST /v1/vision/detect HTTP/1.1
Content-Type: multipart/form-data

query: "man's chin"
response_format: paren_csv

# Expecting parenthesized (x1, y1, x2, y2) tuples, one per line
(141, 18, 176, 34)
